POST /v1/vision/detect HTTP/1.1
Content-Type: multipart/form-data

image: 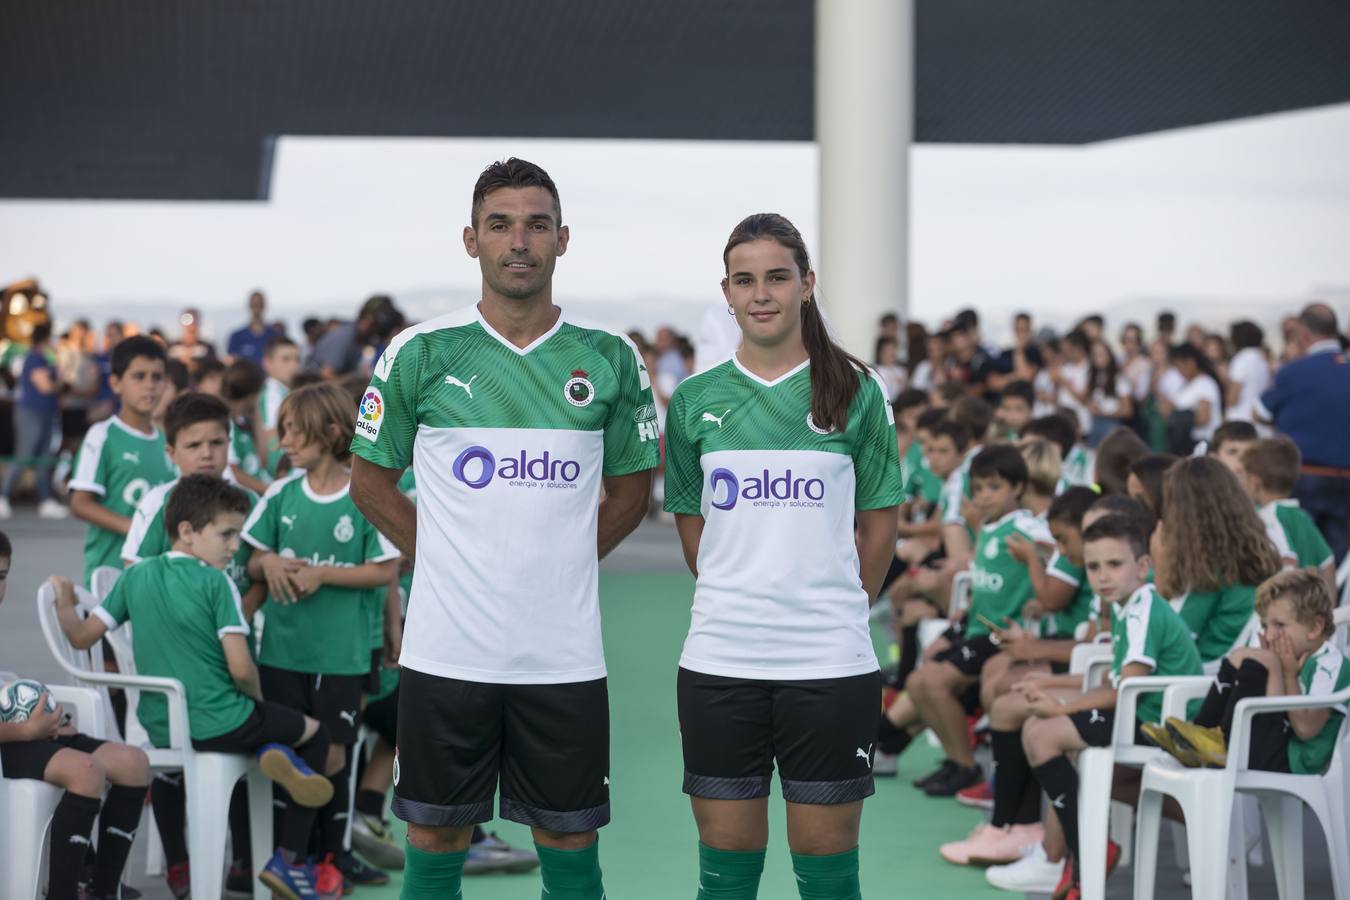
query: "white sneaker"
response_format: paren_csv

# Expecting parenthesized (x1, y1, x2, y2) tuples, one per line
(0, 497, 10, 519)
(872, 751, 898, 776)
(984, 842, 1063, 893)
(37, 499, 69, 519)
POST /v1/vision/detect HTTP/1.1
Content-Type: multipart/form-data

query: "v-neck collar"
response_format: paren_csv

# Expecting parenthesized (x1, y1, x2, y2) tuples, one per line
(476, 306, 564, 356)
(732, 354, 809, 388)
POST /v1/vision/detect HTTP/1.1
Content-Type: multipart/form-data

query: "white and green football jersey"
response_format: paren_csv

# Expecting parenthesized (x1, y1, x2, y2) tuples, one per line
(122, 477, 258, 595)
(1260, 499, 1335, 571)
(229, 421, 264, 480)
(967, 509, 1052, 637)
(1290, 641, 1350, 774)
(664, 359, 903, 680)
(259, 377, 288, 430)
(70, 415, 175, 586)
(350, 306, 659, 685)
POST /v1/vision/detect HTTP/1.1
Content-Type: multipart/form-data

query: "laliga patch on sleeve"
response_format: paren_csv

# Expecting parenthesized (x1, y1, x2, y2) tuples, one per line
(356, 387, 385, 442)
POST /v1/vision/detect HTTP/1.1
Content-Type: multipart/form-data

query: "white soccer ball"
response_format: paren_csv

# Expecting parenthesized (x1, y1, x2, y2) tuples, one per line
(0, 679, 57, 723)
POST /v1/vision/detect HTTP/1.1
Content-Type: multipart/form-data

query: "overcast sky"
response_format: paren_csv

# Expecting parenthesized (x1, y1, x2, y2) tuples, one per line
(2, 101, 1348, 346)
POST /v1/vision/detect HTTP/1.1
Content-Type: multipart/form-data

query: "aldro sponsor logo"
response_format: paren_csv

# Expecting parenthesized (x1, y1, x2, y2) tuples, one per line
(708, 467, 825, 511)
(452, 446, 582, 491)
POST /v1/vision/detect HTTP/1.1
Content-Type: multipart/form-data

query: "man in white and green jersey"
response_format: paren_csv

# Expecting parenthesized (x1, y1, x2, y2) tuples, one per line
(69, 336, 174, 587)
(349, 159, 657, 900)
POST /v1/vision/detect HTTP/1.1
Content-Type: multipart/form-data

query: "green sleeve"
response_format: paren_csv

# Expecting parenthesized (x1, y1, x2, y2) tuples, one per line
(350, 337, 420, 469)
(601, 335, 661, 477)
(852, 373, 904, 510)
(98, 576, 130, 628)
(661, 385, 703, 516)
(1047, 552, 1083, 587)
(242, 485, 282, 552)
(139, 511, 171, 560)
(69, 425, 110, 496)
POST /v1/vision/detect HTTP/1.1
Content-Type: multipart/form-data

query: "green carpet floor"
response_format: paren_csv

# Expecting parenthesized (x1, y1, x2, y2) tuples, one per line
(354, 572, 1008, 898)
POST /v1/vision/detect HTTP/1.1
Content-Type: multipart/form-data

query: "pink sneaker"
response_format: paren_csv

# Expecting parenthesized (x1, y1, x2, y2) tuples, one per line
(969, 823, 1045, 866)
(955, 780, 994, 809)
(940, 823, 1004, 865)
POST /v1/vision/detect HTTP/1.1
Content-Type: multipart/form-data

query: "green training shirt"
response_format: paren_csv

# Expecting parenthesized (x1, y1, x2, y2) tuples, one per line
(1111, 583, 1203, 723)
(966, 509, 1052, 637)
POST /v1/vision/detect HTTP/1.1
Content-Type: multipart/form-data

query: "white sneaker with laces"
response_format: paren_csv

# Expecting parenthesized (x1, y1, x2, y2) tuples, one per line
(984, 842, 1063, 893)
(38, 499, 69, 519)
(0, 497, 11, 519)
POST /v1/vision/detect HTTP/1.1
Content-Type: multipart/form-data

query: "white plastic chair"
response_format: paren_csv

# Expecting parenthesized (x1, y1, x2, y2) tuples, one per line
(36, 583, 275, 899)
(0, 682, 106, 900)
(1134, 684, 1350, 900)
(90, 565, 122, 602)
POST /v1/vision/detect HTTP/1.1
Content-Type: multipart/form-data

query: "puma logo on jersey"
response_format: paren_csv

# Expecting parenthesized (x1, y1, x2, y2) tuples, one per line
(121, 451, 140, 464)
(1216, 680, 1231, 693)
(339, 710, 357, 726)
(445, 374, 478, 398)
(281, 515, 296, 530)
(1087, 709, 1106, 725)
(1051, 794, 1066, 810)
(106, 826, 137, 842)
(856, 744, 872, 768)
(702, 409, 730, 428)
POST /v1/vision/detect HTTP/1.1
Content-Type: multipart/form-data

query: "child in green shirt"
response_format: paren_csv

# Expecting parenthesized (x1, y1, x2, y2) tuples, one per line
(1154, 568, 1349, 774)
(68, 336, 175, 587)
(1242, 436, 1337, 601)
(57, 475, 337, 900)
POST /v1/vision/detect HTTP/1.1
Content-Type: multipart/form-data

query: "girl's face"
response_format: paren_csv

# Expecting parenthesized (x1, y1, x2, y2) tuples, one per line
(1121, 328, 1141, 354)
(1090, 341, 1113, 369)
(278, 411, 327, 470)
(722, 239, 812, 350)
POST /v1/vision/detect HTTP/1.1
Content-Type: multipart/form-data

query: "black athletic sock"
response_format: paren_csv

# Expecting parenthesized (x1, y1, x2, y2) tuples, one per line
(894, 624, 921, 690)
(149, 772, 189, 866)
(472, 825, 487, 844)
(228, 780, 251, 867)
(1221, 659, 1271, 739)
(990, 730, 1036, 827)
(355, 787, 385, 819)
(91, 784, 146, 896)
(1194, 658, 1238, 728)
(318, 747, 354, 855)
(49, 793, 101, 900)
(281, 801, 321, 858)
(877, 714, 914, 756)
(1033, 756, 1080, 863)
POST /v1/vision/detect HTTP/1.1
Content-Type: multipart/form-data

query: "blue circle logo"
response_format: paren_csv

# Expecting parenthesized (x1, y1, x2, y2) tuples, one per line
(709, 468, 739, 510)
(453, 445, 497, 489)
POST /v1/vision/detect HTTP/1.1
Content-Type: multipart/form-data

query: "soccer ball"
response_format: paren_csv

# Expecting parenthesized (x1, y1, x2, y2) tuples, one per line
(0, 679, 57, 723)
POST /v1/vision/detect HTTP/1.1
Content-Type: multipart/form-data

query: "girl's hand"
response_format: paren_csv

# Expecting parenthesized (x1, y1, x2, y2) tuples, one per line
(1005, 533, 1034, 563)
(261, 555, 306, 604)
(289, 566, 326, 598)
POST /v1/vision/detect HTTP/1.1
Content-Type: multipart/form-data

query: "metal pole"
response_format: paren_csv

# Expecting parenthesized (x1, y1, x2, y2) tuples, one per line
(816, 0, 913, 358)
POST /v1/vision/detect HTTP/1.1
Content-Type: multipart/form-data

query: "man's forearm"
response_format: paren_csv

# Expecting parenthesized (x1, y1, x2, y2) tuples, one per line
(350, 459, 417, 558)
(597, 471, 651, 559)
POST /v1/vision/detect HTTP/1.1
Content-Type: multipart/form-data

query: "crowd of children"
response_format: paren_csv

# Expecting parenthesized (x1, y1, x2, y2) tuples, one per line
(871, 371, 1348, 899)
(1, 333, 538, 900)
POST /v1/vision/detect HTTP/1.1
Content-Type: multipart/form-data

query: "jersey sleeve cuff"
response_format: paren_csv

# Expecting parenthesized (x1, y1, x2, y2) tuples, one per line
(856, 492, 905, 511)
(242, 534, 274, 552)
(350, 444, 411, 471)
(371, 548, 402, 564)
(663, 500, 701, 516)
(1119, 653, 1156, 672)
(217, 625, 250, 637)
(91, 607, 119, 630)
(602, 458, 659, 479)
(1047, 567, 1080, 587)
(68, 479, 106, 496)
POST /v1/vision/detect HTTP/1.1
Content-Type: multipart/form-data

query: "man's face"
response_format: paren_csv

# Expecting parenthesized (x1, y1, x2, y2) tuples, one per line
(464, 186, 568, 302)
(168, 421, 230, 478)
(1014, 316, 1032, 343)
(249, 292, 266, 319)
(111, 357, 167, 417)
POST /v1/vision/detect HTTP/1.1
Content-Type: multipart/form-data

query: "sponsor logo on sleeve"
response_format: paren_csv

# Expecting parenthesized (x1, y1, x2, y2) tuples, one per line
(356, 388, 384, 442)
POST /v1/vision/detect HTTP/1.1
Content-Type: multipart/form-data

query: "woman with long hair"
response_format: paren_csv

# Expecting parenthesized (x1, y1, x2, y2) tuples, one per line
(662, 213, 903, 899)
(1158, 343, 1225, 454)
(1154, 457, 1281, 665)
(1085, 338, 1133, 448)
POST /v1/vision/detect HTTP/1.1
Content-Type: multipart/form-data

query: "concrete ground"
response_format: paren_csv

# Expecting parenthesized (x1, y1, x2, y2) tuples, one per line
(0, 511, 1335, 898)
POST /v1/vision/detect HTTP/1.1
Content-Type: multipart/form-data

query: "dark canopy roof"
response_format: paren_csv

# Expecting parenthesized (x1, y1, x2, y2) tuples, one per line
(3, 0, 1348, 199)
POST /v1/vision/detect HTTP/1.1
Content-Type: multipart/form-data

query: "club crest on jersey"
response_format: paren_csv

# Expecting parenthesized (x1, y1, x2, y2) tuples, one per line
(985, 538, 1000, 560)
(333, 514, 355, 543)
(806, 412, 834, 435)
(356, 388, 384, 442)
(565, 370, 595, 407)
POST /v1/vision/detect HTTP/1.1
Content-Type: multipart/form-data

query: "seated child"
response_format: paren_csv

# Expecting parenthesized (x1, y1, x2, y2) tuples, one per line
(1151, 567, 1348, 773)
(1242, 436, 1336, 600)
(0, 530, 151, 900)
(55, 475, 338, 900)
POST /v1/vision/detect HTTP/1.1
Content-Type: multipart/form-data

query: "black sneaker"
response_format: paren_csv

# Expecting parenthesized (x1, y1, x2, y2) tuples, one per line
(923, 763, 983, 797)
(222, 860, 253, 900)
(335, 851, 391, 886)
(912, 759, 954, 789)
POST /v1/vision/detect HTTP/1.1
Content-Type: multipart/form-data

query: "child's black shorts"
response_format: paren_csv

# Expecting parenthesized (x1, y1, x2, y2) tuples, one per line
(0, 732, 105, 781)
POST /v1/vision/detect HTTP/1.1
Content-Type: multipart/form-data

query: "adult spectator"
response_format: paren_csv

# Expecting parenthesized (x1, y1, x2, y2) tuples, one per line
(0, 321, 67, 519)
(1258, 303, 1350, 563)
(88, 320, 124, 424)
(226, 290, 282, 365)
(996, 312, 1044, 382)
(166, 307, 218, 374)
(1225, 320, 1271, 426)
(55, 319, 99, 453)
(1156, 311, 1177, 347)
(308, 295, 399, 379)
(652, 326, 690, 389)
(1160, 343, 1223, 454)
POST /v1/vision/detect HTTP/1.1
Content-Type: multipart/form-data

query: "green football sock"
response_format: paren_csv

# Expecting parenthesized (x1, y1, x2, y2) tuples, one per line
(696, 843, 766, 899)
(400, 843, 466, 900)
(537, 841, 606, 900)
(790, 847, 862, 900)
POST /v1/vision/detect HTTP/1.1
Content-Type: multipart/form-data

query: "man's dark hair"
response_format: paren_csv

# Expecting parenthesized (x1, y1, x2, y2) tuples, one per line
(164, 392, 231, 446)
(1014, 312, 1031, 325)
(1024, 413, 1077, 460)
(970, 444, 1028, 488)
(1082, 514, 1148, 559)
(1049, 486, 1099, 528)
(110, 335, 167, 377)
(1211, 420, 1258, 453)
(880, 312, 899, 326)
(1230, 320, 1264, 352)
(164, 474, 251, 539)
(1157, 311, 1176, 333)
(950, 396, 993, 443)
(222, 359, 266, 403)
(471, 157, 561, 227)
(893, 388, 929, 417)
(931, 419, 971, 452)
(953, 308, 979, 332)
(1000, 380, 1034, 407)
(0, 529, 10, 560)
(1299, 304, 1339, 339)
(916, 408, 947, 433)
(1088, 493, 1156, 541)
